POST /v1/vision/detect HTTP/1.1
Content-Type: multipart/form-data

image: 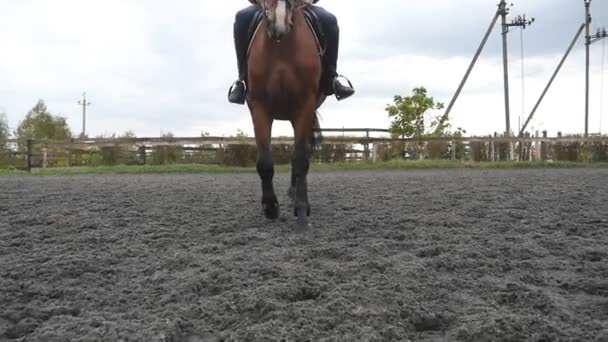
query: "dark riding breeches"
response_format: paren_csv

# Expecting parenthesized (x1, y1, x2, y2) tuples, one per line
(307, 6, 339, 74)
(232, 4, 341, 81)
(233, 5, 259, 79)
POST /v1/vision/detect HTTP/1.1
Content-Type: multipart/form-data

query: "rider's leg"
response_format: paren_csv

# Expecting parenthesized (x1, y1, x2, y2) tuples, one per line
(307, 5, 355, 101)
(228, 5, 260, 105)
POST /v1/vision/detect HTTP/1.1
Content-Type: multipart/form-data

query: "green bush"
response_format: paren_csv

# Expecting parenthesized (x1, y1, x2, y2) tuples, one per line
(273, 144, 294, 165)
(554, 142, 579, 162)
(376, 142, 405, 162)
(100, 146, 140, 166)
(317, 144, 350, 163)
(151, 145, 183, 165)
(217, 144, 257, 166)
(591, 143, 608, 162)
(73, 152, 104, 166)
(427, 141, 449, 160)
(101, 146, 125, 166)
(0, 157, 26, 170)
(496, 142, 510, 161)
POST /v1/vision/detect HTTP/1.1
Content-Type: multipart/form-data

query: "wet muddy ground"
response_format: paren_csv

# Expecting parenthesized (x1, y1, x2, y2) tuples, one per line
(1, 168, 607, 341)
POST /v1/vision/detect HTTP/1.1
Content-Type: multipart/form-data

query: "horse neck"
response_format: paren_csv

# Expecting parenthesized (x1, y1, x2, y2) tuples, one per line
(262, 11, 317, 61)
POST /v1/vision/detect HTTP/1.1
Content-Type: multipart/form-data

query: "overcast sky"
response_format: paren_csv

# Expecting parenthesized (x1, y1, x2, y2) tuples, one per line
(1, 0, 607, 138)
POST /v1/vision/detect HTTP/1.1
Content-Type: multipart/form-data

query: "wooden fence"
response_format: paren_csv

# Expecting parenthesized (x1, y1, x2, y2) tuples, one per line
(2, 129, 608, 172)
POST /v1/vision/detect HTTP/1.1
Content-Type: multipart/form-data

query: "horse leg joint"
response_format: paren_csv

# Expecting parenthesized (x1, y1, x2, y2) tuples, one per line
(257, 145, 279, 219)
(292, 142, 311, 217)
(292, 143, 311, 177)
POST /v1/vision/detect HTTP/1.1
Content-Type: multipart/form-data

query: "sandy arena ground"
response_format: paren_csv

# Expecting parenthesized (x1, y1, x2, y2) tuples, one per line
(1, 168, 607, 341)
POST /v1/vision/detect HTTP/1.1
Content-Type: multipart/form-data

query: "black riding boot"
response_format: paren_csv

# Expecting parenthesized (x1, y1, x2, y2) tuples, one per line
(228, 5, 259, 105)
(310, 6, 355, 101)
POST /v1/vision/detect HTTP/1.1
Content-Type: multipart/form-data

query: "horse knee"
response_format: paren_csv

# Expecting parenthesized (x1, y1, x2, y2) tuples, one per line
(293, 143, 311, 176)
(257, 148, 274, 179)
(257, 159, 274, 179)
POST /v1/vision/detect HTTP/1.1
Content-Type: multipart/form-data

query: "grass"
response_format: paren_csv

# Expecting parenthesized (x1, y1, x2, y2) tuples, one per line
(0, 160, 606, 176)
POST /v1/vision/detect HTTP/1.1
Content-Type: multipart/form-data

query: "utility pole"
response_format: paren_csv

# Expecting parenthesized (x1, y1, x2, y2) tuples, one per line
(78, 92, 91, 138)
(587, 23, 607, 134)
(501, 4, 534, 160)
(598, 28, 607, 134)
(499, 1, 512, 137)
(585, 0, 592, 137)
(584, 0, 607, 136)
(501, 5, 535, 138)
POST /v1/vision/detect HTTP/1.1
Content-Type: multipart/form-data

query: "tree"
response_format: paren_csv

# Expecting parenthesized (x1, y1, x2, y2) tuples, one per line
(386, 87, 470, 160)
(0, 112, 9, 151)
(15, 100, 72, 141)
(385, 87, 445, 139)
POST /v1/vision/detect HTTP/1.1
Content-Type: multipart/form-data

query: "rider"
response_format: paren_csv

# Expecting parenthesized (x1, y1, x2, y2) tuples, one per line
(228, 0, 355, 104)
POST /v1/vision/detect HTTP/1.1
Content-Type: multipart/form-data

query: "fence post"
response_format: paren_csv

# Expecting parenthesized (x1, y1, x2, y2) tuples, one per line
(451, 140, 456, 161)
(556, 132, 562, 161)
(524, 136, 529, 161)
(541, 130, 548, 161)
(491, 133, 496, 161)
(486, 137, 490, 161)
(42, 144, 48, 169)
(140, 145, 147, 165)
(364, 130, 370, 161)
(372, 143, 379, 163)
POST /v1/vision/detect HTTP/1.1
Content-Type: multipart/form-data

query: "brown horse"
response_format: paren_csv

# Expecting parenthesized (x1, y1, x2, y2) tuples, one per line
(247, 0, 324, 232)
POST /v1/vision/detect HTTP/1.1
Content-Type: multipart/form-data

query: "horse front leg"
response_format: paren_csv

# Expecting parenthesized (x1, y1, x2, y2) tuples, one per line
(292, 104, 316, 232)
(293, 141, 311, 231)
(251, 107, 279, 220)
(287, 158, 296, 201)
(258, 143, 279, 220)
(287, 119, 297, 201)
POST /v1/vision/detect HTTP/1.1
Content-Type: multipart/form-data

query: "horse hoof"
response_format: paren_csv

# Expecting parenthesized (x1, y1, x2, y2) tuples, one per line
(263, 201, 280, 220)
(295, 219, 312, 234)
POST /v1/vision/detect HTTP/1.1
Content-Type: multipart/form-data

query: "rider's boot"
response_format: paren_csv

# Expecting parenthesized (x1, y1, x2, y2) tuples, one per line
(330, 68, 355, 101)
(228, 75, 246, 105)
(228, 7, 256, 105)
(320, 10, 355, 101)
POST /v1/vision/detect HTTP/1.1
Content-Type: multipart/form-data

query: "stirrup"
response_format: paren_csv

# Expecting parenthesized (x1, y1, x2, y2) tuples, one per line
(227, 80, 247, 104)
(333, 75, 355, 101)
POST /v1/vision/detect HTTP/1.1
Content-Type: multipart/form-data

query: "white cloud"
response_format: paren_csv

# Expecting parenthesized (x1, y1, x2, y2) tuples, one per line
(0, 0, 606, 138)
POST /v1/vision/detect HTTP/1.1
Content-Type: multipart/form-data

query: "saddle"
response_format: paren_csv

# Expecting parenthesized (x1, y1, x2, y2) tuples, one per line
(246, 5, 328, 91)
